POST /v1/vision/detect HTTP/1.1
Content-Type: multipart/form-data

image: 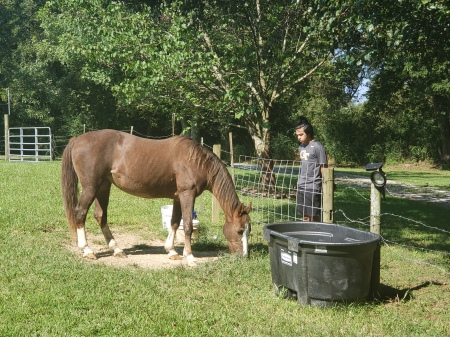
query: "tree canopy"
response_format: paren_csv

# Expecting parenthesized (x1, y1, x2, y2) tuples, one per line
(0, 0, 448, 166)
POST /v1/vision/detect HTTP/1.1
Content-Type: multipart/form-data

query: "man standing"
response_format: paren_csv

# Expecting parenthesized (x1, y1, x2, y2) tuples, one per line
(295, 117, 328, 222)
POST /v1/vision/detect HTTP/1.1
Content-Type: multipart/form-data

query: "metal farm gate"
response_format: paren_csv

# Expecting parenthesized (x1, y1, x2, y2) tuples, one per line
(8, 127, 52, 162)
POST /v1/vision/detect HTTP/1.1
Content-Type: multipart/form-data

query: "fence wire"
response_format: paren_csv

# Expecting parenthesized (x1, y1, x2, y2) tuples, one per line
(233, 156, 327, 225)
(233, 155, 449, 275)
(2, 130, 448, 273)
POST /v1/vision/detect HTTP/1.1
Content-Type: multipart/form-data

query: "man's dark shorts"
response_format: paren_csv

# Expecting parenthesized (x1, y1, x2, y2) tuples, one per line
(297, 189, 321, 217)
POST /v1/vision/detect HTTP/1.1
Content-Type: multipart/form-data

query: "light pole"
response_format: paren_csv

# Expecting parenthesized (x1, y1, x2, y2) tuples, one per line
(365, 163, 387, 235)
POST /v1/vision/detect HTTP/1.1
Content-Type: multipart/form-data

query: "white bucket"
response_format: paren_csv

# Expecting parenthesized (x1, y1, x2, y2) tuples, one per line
(161, 205, 173, 231)
(176, 219, 200, 244)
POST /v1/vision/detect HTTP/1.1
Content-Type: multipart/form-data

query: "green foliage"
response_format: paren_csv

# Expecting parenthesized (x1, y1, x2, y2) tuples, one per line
(351, 0, 450, 163)
(270, 133, 297, 160)
(1, 0, 449, 167)
(35, 0, 362, 159)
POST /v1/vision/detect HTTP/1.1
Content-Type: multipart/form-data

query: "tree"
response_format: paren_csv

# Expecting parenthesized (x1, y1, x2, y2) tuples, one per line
(353, 0, 450, 164)
(0, 0, 125, 142)
(180, 0, 361, 160)
(39, 0, 359, 159)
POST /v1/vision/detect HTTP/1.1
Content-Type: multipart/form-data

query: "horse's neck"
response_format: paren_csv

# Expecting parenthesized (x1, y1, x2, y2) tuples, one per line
(209, 174, 240, 219)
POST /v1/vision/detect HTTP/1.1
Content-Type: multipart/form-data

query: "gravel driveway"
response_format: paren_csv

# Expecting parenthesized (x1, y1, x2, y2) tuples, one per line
(335, 173, 450, 208)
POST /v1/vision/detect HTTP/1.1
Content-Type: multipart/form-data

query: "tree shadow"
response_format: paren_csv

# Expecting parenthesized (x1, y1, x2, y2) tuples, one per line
(94, 243, 219, 259)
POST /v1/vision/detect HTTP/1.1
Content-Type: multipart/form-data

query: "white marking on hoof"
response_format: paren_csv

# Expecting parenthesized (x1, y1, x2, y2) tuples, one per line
(164, 232, 176, 252)
(241, 223, 250, 257)
(83, 247, 96, 260)
(77, 228, 88, 249)
(108, 239, 117, 249)
(168, 250, 182, 260)
(113, 249, 127, 258)
(186, 254, 197, 266)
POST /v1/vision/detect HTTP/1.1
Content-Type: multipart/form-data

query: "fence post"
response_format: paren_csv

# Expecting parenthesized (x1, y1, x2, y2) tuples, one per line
(229, 132, 235, 185)
(212, 144, 221, 223)
(4, 114, 9, 161)
(322, 167, 334, 223)
(370, 184, 381, 234)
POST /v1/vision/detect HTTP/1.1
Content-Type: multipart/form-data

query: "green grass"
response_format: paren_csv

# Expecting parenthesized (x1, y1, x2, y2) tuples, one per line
(0, 161, 449, 336)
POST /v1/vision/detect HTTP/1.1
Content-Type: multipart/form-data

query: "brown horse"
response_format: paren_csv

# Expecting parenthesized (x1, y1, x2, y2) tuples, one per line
(61, 129, 251, 266)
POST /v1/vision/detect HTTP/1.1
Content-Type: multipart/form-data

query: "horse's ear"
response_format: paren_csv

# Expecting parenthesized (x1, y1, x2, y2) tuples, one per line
(234, 202, 251, 217)
(234, 203, 245, 217)
(244, 202, 252, 214)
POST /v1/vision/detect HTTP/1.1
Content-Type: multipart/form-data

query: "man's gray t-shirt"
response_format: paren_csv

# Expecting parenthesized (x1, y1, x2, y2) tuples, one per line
(298, 140, 327, 192)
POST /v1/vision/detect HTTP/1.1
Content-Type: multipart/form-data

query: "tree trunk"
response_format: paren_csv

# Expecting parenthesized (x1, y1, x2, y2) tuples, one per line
(437, 113, 450, 163)
(433, 96, 450, 164)
(180, 117, 200, 142)
(247, 118, 276, 189)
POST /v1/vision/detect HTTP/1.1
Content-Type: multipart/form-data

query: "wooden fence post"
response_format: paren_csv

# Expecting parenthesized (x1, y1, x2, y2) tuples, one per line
(212, 144, 221, 223)
(229, 132, 235, 185)
(322, 167, 334, 223)
(370, 184, 381, 234)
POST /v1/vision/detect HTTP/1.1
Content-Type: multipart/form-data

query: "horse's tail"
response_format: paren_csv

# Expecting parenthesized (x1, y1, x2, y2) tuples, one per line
(61, 138, 79, 242)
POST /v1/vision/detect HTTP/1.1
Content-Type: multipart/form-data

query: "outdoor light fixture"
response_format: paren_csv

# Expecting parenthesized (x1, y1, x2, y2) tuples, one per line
(371, 171, 386, 188)
(365, 162, 387, 197)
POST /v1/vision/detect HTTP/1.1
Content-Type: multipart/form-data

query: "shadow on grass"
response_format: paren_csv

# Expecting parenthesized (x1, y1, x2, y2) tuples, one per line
(373, 281, 444, 304)
(94, 243, 220, 259)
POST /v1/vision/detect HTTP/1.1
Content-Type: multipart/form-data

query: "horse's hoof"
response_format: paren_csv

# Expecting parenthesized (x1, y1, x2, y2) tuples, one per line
(186, 255, 197, 267)
(169, 253, 182, 260)
(114, 252, 128, 258)
(84, 253, 97, 260)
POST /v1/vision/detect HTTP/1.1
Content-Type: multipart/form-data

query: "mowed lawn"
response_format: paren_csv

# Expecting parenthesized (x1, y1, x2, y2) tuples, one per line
(0, 161, 449, 336)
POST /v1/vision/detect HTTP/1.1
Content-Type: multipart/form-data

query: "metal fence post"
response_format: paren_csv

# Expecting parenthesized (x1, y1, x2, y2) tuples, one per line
(4, 114, 9, 161)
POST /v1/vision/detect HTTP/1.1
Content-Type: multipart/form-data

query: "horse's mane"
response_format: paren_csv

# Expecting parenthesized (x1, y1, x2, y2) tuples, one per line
(174, 136, 240, 214)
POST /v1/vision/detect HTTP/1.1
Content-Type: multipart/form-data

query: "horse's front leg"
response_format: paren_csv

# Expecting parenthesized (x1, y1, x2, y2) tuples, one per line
(164, 200, 182, 260)
(178, 194, 196, 266)
(164, 229, 181, 260)
(181, 218, 196, 267)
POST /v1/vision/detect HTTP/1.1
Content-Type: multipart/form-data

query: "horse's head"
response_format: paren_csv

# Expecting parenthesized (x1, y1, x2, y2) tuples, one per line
(223, 202, 252, 257)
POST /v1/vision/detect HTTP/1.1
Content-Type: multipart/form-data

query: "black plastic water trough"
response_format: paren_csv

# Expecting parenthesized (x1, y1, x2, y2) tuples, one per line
(263, 222, 381, 307)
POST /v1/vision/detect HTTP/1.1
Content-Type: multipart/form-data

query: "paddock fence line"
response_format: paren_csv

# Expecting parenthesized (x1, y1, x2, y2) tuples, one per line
(1, 126, 175, 160)
(213, 144, 449, 275)
(1, 128, 448, 274)
(332, 184, 449, 275)
(231, 155, 330, 225)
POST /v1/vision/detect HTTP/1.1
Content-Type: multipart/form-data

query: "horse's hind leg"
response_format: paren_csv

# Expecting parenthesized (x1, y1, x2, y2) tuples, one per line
(75, 186, 98, 259)
(94, 181, 127, 258)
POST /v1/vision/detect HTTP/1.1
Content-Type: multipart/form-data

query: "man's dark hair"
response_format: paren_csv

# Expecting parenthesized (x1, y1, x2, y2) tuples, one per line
(295, 116, 314, 139)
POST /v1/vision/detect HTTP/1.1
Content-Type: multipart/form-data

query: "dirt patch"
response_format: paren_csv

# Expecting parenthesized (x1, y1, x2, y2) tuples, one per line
(67, 231, 220, 269)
